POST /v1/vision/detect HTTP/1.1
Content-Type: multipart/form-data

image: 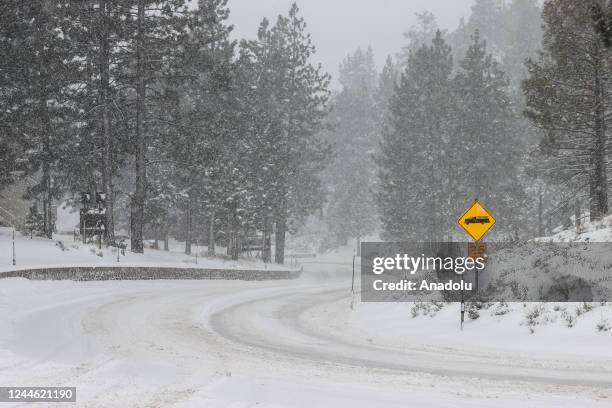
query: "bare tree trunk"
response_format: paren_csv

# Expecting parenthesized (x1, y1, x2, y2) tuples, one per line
(538, 189, 543, 237)
(208, 210, 215, 256)
(275, 213, 286, 265)
(233, 234, 240, 261)
(42, 112, 53, 239)
(590, 49, 608, 221)
(575, 198, 581, 228)
(152, 224, 160, 250)
(262, 218, 271, 263)
(184, 204, 192, 255)
(131, 0, 147, 253)
(163, 213, 170, 251)
(42, 161, 51, 238)
(99, 0, 114, 243)
(226, 211, 232, 257)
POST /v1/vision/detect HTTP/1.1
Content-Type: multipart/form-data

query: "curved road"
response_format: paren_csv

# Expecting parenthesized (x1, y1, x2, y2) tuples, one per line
(1, 262, 611, 407)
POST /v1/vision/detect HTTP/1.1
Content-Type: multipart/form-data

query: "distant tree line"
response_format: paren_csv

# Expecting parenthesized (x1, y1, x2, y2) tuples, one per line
(4, 0, 610, 256)
(377, 30, 525, 241)
(327, 0, 612, 244)
(0, 0, 330, 263)
(325, 0, 544, 244)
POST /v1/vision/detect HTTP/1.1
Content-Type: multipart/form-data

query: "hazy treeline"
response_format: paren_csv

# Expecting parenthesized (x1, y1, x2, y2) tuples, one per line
(324, 0, 612, 247)
(3, 0, 612, 258)
(0, 0, 329, 263)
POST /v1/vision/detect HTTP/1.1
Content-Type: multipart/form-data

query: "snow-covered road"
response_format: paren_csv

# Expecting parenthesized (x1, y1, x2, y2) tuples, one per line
(1, 261, 611, 407)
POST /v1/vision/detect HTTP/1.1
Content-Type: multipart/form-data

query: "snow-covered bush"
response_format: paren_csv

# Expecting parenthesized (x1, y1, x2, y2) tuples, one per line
(490, 301, 510, 316)
(575, 302, 594, 316)
(467, 306, 480, 320)
(411, 301, 444, 318)
(523, 304, 550, 333)
(596, 318, 611, 332)
(562, 310, 576, 328)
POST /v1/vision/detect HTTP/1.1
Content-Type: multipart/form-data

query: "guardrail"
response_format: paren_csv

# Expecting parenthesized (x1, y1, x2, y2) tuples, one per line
(0, 266, 302, 281)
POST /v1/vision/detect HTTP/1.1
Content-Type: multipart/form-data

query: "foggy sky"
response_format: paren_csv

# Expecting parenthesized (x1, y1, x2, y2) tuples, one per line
(227, 0, 475, 88)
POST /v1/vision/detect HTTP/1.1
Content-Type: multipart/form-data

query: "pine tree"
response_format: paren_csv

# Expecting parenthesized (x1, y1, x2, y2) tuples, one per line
(7, 1, 79, 238)
(243, 4, 331, 263)
(502, 0, 543, 93)
(524, 0, 610, 221)
(125, 0, 189, 253)
(398, 12, 444, 65)
(156, 0, 240, 257)
(377, 31, 455, 240)
(467, 0, 504, 47)
(325, 47, 379, 252)
(0, 1, 30, 189)
(377, 56, 398, 118)
(454, 32, 525, 235)
(377, 30, 525, 240)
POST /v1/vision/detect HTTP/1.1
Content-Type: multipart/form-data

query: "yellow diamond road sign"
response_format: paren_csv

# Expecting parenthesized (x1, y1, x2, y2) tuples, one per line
(457, 200, 496, 242)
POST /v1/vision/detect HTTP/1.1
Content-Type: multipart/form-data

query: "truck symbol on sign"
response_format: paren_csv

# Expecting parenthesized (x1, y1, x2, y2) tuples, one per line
(465, 216, 490, 225)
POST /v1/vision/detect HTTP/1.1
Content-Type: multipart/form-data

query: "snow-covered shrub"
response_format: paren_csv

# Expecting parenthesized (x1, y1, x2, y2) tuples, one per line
(575, 302, 594, 316)
(467, 306, 480, 320)
(596, 318, 611, 332)
(491, 301, 510, 316)
(466, 301, 488, 320)
(411, 303, 425, 318)
(523, 304, 550, 333)
(562, 310, 576, 328)
(411, 301, 444, 318)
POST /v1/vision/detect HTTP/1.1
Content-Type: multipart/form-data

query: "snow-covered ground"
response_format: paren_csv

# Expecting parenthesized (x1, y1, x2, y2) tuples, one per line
(1, 220, 612, 407)
(0, 255, 611, 407)
(0, 227, 291, 273)
(536, 213, 612, 242)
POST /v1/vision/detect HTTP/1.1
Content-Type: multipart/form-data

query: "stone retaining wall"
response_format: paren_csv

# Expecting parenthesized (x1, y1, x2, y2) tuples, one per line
(0, 266, 302, 281)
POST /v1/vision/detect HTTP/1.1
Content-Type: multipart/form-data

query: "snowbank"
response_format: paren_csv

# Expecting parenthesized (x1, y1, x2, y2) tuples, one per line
(0, 227, 296, 275)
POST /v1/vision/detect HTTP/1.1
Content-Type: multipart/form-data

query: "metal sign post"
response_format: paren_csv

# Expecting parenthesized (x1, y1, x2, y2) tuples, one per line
(12, 228, 16, 266)
(460, 289, 465, 331)
(457, 199, 496, 331)
(350, 251, 356, 310)
(351, 253, 356, 294)
(467, 242, 487, 292)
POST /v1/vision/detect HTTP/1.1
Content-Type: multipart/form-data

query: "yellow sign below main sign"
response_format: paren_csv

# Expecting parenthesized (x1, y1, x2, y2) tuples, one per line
(458, 200, 496, 242)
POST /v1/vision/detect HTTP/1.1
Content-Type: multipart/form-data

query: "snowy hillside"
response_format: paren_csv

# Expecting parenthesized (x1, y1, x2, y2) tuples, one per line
(536, 214, 612, 242)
